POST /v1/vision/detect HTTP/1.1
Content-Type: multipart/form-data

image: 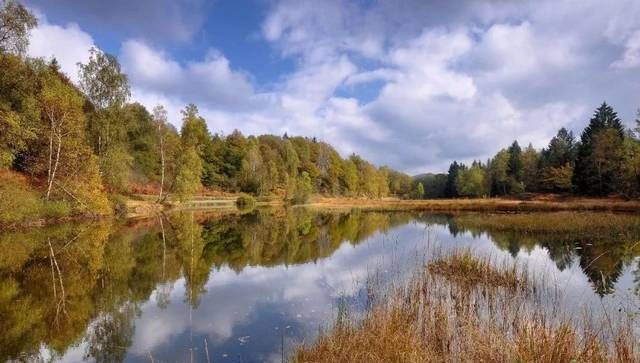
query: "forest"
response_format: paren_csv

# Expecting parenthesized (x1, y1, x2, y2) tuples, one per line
(416, 103, 640, 199)
(1, 0, 640, 227)
(0, 1, 413, 225)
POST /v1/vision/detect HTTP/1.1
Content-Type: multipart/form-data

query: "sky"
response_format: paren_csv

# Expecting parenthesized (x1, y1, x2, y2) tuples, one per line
(23, 0, 640, 174)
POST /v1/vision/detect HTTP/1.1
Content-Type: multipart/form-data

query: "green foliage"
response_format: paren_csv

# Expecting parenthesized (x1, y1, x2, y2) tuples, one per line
(123, 103, 158, 182)
(77, 47, 130, 110)
(436, 103, 639, 198)
(415, 173, 447, 198)
(539, 163, 574, 192)
(2, 11, 639, 226)
(180, 104, 209, 151)
(507, 141, 523, 182)
(414, 182, 425, 199)
(292, 171, 313, 204)
(236, 194, 256, 210)
(101, 145, 133, 193)
(445, 161, 461, 197)
(174, 146, 202, 201)
(574, 103, 625, 195)
(386, 167, 413, 198)
(540, 128, 576, 168)
(617, 137, 640, 197)
(0, 171, 70, 225)
(0, 54, 39, 168)
(488, 150, 510, 195)
(455, 164, 487, 197)
(521, 144, 539, 192)
(0, 0, 37, 55)
(109, 194, 128, 218)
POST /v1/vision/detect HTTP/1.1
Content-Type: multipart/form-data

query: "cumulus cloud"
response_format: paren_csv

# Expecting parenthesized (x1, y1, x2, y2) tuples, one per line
(256, 0, 640, 173)
(24, 0, 640, 173)
(27, 13, 95, 83)
(121, 40, 261, 114)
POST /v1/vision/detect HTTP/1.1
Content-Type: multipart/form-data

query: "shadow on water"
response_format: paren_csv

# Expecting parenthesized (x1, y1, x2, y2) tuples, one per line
(1, 209, 639, 362)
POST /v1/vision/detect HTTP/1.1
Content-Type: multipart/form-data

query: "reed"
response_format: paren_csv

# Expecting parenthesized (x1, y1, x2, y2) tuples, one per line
(293, 250, 638, 363)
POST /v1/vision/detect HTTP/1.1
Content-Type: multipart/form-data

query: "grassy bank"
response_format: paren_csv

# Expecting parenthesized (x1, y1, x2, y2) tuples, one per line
(304, 195, 640, 213)
(293, 250, 638, 363)
(0, 170, 106, 229)
(451, 211, 640, 235)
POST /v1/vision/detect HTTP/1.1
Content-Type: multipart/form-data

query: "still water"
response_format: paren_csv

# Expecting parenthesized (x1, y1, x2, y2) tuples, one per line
(1, 209, 640, 362)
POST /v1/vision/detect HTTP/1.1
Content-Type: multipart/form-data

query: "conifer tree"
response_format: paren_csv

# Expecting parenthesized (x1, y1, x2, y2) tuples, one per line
(573, 102, 625, 195)
(444, 161, 461, 198)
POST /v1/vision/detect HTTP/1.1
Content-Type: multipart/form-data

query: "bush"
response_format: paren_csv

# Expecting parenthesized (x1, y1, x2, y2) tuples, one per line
(291, 172, 312, 205)
(0, 170, 71, 225)
(236, 194, 256, 210)
(110, 194, 129, 218)
(40, 200, 71, 219)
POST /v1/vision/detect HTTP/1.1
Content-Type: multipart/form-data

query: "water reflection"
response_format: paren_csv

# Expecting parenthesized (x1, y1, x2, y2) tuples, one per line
(0, 210, 639, 362)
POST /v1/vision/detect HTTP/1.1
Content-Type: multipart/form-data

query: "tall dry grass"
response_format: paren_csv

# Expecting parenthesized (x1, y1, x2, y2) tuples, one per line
(293, 250, 638, 363)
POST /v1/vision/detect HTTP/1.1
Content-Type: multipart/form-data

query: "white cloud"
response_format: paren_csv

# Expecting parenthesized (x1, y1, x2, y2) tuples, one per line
(473, 22, 577, 81)
(27, 14, 94, 83)
(25, 0, 640, 173)
(121, 40, 259, 115)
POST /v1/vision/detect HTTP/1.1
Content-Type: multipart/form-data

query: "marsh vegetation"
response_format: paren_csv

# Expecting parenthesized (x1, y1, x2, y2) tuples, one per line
(1, 210, 639, 362)
(294, 251, 638, 363)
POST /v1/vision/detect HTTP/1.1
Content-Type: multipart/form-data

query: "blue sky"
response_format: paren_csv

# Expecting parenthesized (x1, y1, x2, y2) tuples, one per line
(24, 0, 640, 174)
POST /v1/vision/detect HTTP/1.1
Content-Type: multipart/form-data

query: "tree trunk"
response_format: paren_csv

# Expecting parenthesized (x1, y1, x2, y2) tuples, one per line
(46, 123, 54, 200)
(46, 131, 62, 201)
(158, 124, 165, 201)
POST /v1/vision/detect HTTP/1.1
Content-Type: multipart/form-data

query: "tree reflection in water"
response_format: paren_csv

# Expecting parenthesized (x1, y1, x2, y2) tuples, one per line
(0, 209, 639, 361)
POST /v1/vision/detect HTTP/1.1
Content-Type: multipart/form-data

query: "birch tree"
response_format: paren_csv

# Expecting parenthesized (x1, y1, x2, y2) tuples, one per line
(39, 73, 84, 200)
(153, 105, 168, 200)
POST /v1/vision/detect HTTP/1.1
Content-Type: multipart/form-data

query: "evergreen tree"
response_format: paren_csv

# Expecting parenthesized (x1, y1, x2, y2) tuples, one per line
(488, 150, 510, 195)
(521, 143, 539, 192)
(541, 128, 576, 168)
(180, 104, 209, 153)
(573, 103, 625, 195)
(507, 141, 523, 181)
(444, 161, 461, 198)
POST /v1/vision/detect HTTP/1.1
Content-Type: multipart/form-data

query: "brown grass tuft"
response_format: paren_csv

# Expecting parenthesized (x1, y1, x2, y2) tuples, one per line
(427, 250, 527, 291)
(293, 251, 638, 363)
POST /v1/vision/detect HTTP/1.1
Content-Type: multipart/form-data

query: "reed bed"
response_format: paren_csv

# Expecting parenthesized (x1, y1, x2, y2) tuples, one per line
(305, 197, 640, 213)
(293, 250, 638, 363)
(453, 211, 640, 234)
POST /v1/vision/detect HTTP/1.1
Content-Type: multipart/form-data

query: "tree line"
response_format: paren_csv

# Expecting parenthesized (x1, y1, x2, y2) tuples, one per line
(0, 0, 414, 222)
(416, 103, 640, 198)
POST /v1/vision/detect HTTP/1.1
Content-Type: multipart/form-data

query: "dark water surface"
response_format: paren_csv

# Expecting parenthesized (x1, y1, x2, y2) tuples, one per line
(2, 209, 640, 362)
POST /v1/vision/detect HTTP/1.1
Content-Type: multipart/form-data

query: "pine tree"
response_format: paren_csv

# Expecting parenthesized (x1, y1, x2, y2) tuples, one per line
(444, 161, 461, 198)
(573, 102, 625, 195)
(507, 140, 523, 182)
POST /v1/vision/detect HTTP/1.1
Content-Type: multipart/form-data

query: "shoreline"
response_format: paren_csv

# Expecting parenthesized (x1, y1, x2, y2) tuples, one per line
(2, 195, 639, 231)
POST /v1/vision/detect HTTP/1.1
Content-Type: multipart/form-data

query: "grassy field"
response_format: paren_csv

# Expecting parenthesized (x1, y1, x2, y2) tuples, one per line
(293, 250, 638, 363)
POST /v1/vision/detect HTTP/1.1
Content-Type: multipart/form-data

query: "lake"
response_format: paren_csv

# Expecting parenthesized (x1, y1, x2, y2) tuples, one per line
(1, 209, 640, 363)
